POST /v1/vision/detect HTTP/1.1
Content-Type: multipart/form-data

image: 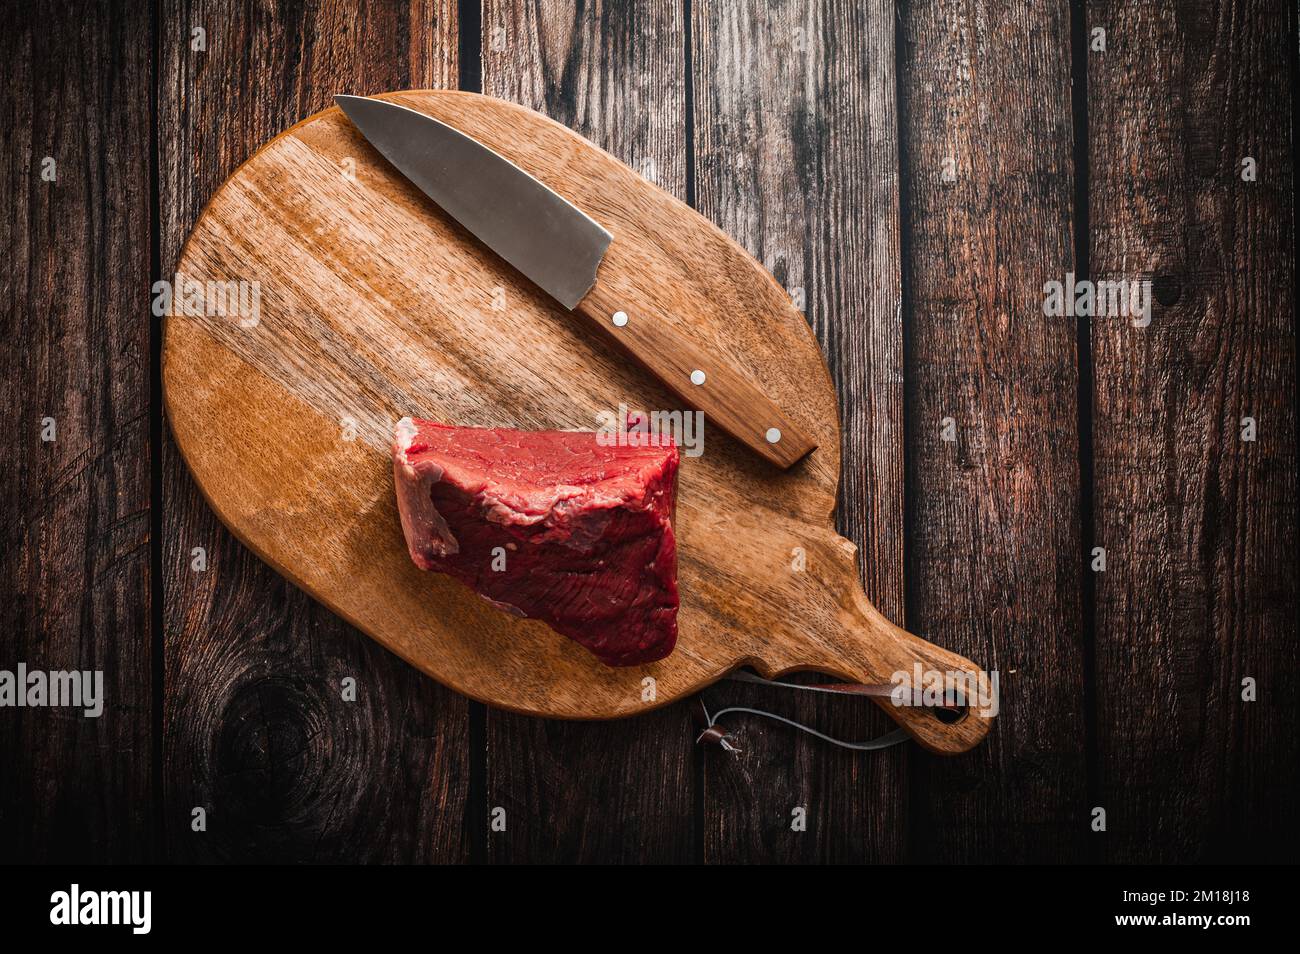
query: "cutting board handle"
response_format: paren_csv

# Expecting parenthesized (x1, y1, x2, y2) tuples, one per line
(838, 590, 994, 755)
(750, 532, 995, 756)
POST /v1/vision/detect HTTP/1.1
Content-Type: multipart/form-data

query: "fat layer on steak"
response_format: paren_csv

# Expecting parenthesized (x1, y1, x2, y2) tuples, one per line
(391, 417, 679, 667)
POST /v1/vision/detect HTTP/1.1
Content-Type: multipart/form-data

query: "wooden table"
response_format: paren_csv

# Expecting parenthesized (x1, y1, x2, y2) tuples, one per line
(2, 0, 1294, 864)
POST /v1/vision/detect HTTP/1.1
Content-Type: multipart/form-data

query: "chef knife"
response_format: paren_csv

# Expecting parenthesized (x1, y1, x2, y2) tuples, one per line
(335, 94, 818, 469)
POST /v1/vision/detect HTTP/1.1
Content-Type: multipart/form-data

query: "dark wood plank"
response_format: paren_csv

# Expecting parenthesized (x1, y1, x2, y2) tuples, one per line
(1088, 0, 1298, 862)
(479, 0, 696, 864)
(693, 0, 907, 863)
(158, 0, 468, 863)
(899, 0, 1089, 862)
(0, 0, 154, 864)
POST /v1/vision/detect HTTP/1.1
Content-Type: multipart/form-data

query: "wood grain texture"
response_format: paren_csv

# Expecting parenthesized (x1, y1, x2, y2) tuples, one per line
(899, 0, 1089, 862)
(692, 0, 909, 862)
(4, 0, 1291, 865)
(0, 0, 153, 864)
(480, 0, 696, 864)
(162, 87, 992, 756)
(1088, 0, 1299, 862)
(158, 0, 469, 862)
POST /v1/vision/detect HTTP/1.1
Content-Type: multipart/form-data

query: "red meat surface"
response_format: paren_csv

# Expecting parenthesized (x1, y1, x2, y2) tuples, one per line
(391, 417, 679, 666)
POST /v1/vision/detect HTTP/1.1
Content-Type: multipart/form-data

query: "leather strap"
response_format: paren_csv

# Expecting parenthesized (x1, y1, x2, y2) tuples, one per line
(694, 670, 955, 752)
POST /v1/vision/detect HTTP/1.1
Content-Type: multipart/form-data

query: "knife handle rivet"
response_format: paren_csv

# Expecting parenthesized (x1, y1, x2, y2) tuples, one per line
(765, 427, 782, 444)
(612, 311, 629, 327)
(690, 369, 706, 386)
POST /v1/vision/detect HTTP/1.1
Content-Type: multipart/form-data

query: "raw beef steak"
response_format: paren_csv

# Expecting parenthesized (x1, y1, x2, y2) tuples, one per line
(391, 417, 679, 666)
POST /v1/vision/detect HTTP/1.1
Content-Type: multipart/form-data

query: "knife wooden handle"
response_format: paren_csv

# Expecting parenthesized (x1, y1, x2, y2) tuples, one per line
(577, 282, 819, 468)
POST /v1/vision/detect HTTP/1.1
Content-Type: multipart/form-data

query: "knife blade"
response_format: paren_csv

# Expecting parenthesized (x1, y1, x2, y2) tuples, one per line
(335, 94, 818, 468)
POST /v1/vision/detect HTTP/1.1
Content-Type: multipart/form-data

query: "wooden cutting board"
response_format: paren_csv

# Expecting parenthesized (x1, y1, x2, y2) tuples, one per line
(163, 90, 992, 755)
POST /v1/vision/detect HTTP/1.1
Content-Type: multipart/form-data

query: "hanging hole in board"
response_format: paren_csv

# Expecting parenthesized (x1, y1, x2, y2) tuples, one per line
(933, 689, 968, 725)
